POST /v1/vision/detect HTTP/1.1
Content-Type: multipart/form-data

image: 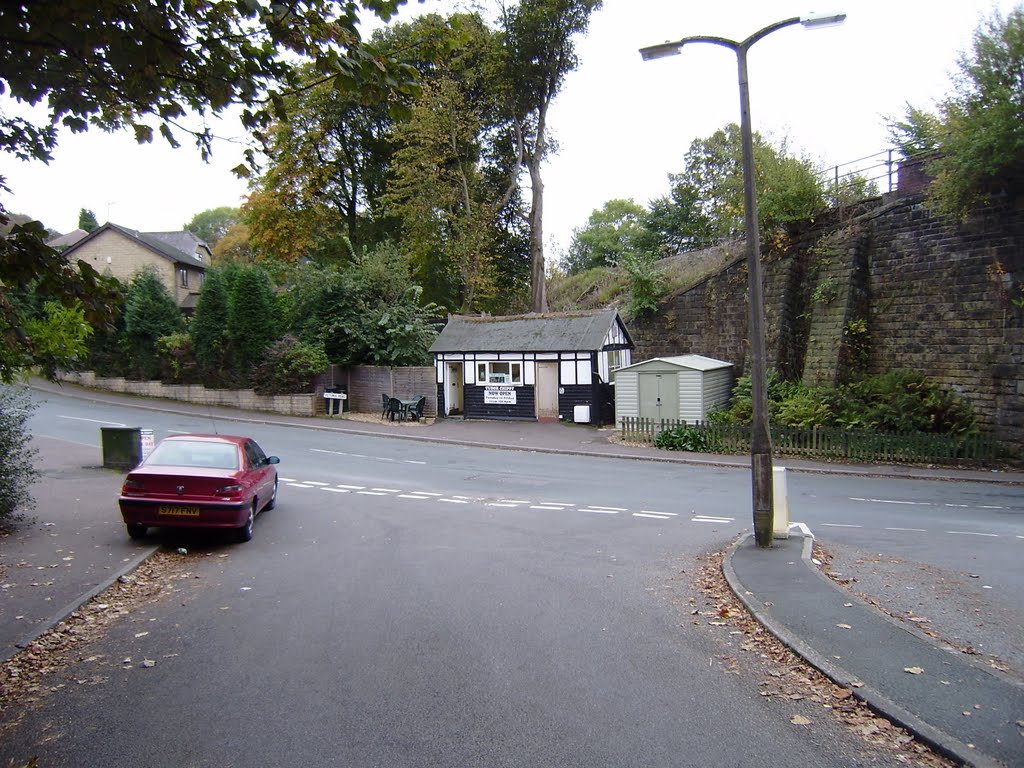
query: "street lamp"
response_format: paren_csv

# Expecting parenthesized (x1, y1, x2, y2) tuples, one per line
(640, 13, 846, 548)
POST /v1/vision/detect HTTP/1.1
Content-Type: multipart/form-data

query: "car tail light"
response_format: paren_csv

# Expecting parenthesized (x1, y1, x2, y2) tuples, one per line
(121, 478, 147, 495)
(215, 484, 243, 499)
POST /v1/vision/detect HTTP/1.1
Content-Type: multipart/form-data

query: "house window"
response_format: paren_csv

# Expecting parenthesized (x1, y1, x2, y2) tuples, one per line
(179, 268, 188, 288)
(477, 361, 523, 385)
(607, 349, 626, 374)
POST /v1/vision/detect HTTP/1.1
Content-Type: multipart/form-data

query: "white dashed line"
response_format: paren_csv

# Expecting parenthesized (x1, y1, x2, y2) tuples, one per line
(499, 499, 530, 504)
(440, 498, 468, 504)
(320, 487, 350, 494)
(946, 531, 998, 537)
(304, 481, 330, 486)
(885, 527, 926, 532)
(587, 505, 627, 512)
(371, 488, 400, 493)
(398, 494, 430, 499)
(821, 523, 863, 528)
(633, 512, 672, 520)
(288, 484, 315, 489)
(486, 502, 520, 508)
(642, 510, 677, 516)
(583, 508, 620, 514)
(357, 491, 390, 496)
(335, 485, 365, 490)
(693, 515, 732, 523)
(531, 505, 567, 510)
(850, 498, 919, 505)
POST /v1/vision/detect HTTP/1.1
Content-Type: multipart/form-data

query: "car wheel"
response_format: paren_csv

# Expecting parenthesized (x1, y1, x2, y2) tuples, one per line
(126, 523, 147, 540)
(265, 478, 278, 511)
(237, 501, 256, 543)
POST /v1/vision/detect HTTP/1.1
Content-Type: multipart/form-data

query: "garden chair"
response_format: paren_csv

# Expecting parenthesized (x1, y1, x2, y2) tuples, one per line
(381, 393, 391, 420)
(407, 395, 426, 421)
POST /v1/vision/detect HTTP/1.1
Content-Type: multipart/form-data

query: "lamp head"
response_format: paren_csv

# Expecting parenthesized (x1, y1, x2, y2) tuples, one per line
(639, 41, 684, 61)
(800, 11, 847, 28)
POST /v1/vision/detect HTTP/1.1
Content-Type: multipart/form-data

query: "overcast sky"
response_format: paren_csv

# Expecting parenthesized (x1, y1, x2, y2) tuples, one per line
(2, 0, 1016, 258)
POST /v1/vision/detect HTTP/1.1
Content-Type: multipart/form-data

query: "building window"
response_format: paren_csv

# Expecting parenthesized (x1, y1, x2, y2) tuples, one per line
(179, 268, 188, 288)
(477, 361, 523, 385)
(607, 349, 626, 374)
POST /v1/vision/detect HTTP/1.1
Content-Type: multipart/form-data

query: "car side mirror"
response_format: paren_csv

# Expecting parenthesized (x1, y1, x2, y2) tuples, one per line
(266, 456, 280, 465)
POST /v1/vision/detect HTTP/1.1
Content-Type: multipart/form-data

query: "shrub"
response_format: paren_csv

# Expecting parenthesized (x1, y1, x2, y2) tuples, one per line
(157, 333, 199, 384)
(0, 386, 40, 522)
(654, 424, 718, 452)
(252, 335, 329, 395)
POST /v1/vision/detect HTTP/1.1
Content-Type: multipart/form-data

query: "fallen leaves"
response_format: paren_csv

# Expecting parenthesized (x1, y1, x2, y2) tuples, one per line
(691, 550, 955, 768)
(0, 550, 198, 732)
(904, 667, 925, 675)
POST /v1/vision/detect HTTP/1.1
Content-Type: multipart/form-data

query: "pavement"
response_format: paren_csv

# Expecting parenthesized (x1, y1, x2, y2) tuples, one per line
(3, 377, 1023, 767)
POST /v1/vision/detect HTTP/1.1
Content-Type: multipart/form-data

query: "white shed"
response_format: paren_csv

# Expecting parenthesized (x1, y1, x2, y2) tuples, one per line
(614, 355, 734, 424)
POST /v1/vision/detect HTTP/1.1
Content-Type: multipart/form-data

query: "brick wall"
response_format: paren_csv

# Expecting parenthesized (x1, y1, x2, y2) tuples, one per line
(630, 191, 1024, 453)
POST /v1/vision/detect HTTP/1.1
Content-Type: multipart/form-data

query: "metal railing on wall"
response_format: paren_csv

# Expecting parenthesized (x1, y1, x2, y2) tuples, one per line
(818, 149, 900, 203)
(618, 417, 1000, 465)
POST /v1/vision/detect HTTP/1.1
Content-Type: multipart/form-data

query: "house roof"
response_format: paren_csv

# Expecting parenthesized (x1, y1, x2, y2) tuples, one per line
(47, 228, 89, 248)
(617, 354, 733, 373)
(429, 310, 632, 354)
(61, 223, 208, 270)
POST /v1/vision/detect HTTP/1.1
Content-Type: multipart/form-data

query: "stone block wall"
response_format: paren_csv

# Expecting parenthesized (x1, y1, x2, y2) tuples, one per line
(629, 191, 1024, 453)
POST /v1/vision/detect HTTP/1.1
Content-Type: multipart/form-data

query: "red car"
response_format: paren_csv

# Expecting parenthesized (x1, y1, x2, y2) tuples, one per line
(118, 434, 279, 542)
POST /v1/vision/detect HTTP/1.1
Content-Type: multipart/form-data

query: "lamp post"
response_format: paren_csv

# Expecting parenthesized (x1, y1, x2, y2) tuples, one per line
(641, 13, 845, 548)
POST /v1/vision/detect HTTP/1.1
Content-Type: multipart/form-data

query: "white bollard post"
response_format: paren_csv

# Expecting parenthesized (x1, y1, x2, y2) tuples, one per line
(773, 466, 790, 539)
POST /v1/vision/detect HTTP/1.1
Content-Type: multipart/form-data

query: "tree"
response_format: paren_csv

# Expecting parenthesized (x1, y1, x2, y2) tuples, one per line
(78, 209, 99, 232)
(0, 219, 123, 383)
(564, 199, 652, 275)
(0, 0, 420, 381)
(122, 268, 184, 379)
(890, 8, 1024, 218)
(185, 207, 240, 247)
(227, 266, 279, 378)
(647, 124, 827, 252)
(500, 0, 603, 312)
(190, 269, 232, 376)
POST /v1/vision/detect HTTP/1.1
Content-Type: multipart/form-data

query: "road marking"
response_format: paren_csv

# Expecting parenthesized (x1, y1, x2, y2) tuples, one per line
(587, 505, 627, 512)
(320, 488, 350, 494)
(58, 415, 127, 426)
(335, 484, 364, 490)
(979, 505, 1007, 510)
(693, 514, 732, 523)
(398, 494, 430, 499)
(371, 488, 400, 493)
(583, 508, 620, 514)
(821, 523, 863, 528)
(356, 491, 390, 496)
(304, 481, 330, 486)
(643, 510, 677, 516)
(487, 502, 521, 508)
(498, 499, 530, 504)
(531, 505, 567, 510)
(850, 497, 919, 505)
(885, 527, 926, 532)
(946, 531, 998, 537)
(633, 512, 672, 520)
(288, 484, 315, 489)
(440, 498, 468, 504)
(944, 504, 969, 508)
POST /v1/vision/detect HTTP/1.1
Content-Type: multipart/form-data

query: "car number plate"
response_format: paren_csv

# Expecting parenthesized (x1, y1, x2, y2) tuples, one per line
(159, 505, 201, 517)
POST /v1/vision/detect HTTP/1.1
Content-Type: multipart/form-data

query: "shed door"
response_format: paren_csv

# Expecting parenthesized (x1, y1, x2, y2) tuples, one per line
(638, 373, 677, 422)
(535, 362, 559, 421)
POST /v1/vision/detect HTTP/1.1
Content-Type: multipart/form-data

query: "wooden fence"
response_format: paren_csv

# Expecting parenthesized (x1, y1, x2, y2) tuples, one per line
(618, 417, 1001, 465)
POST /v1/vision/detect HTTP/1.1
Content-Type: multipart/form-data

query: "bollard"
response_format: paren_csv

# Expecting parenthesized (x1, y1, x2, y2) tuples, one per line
(772, 466, 790, 539)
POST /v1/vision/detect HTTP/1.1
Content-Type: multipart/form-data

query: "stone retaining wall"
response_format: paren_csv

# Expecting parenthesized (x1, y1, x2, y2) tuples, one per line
(58, 371, 318, 417)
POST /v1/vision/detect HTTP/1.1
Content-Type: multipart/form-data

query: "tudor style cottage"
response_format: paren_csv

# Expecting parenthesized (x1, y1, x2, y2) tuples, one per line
(429, 310, 634, 424)
(60, 223, 211, 312)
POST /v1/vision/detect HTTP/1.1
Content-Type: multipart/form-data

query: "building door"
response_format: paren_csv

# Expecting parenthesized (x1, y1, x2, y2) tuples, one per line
(639, 373, 677, 423)
(535, 362, 559, 422)
(446, 363, 464, 415)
